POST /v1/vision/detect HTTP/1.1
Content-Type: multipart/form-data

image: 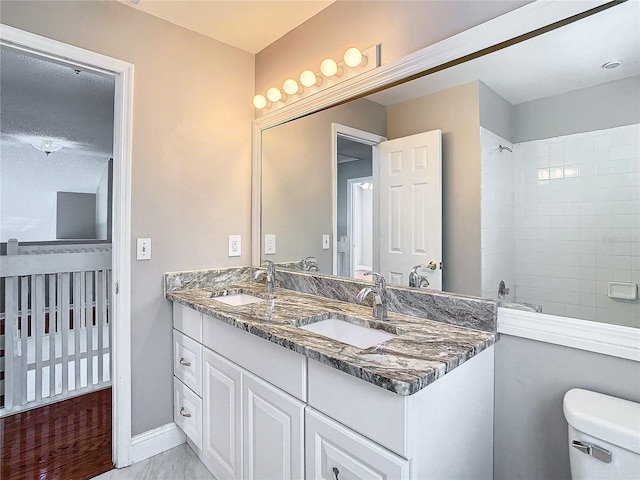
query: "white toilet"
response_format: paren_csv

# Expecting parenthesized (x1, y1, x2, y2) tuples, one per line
(563, 388, 640, 479)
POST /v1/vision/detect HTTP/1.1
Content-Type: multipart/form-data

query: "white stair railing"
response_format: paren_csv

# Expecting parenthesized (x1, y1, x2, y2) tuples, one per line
(1, 239, 112, 416)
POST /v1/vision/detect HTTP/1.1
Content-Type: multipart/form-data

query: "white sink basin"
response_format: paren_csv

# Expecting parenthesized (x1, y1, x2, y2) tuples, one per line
(299, 318, 396, 349)
(211, 293, 265, 306)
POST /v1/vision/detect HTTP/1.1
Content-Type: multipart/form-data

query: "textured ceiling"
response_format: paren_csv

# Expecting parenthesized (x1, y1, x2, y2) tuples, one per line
(0, 46, 115, 156)
(368, 1, 640, 106)
(116, 0, 335, 54)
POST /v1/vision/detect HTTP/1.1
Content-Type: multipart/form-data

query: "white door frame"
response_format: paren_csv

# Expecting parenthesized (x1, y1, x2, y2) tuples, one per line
(331, 124, 386, 276)
(346, 175, 373, 277)
(0, 24, 134, 467)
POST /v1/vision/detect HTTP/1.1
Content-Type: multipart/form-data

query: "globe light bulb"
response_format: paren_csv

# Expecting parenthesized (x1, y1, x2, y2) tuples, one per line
(320, 58, 338, 77)
(299, 70, 319, 88)
(266, 87, 282, 103)
(252, 94, 267, 109)
(283, 78, 300, 95)
(343, 47, 364, 68)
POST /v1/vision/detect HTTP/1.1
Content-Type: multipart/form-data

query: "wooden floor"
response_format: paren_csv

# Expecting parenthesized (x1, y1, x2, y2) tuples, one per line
(0, 387, 113, 480)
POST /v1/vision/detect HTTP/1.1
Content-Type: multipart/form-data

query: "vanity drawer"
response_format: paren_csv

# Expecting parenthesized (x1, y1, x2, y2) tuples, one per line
(305, 408, 409, 480)
(174, 329, 202, 396)
(173, 303, 202, 343)
(174, 377, 202, 449)
(202, 314, 307, 401)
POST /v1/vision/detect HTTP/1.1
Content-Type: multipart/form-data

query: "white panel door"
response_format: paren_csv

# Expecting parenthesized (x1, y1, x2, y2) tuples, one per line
(201, 348, 243, 480)
(243, 371, 305, 480)
(376, 129, 442, 289)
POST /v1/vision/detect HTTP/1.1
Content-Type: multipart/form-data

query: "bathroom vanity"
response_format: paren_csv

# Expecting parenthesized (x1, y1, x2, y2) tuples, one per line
(166, 277, 496, 480)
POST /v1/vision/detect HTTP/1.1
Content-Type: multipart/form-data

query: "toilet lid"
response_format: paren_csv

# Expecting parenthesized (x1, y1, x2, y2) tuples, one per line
(563, 388, 640, 454)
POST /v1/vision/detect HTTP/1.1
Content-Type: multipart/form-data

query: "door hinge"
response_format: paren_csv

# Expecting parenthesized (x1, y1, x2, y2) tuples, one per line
(115, 281, 119, 295)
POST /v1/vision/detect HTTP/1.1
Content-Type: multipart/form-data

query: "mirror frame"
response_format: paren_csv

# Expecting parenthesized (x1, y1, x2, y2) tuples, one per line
(251, 0, 612, 267)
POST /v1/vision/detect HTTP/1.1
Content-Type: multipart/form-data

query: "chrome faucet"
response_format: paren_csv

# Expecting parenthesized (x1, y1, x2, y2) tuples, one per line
(356, 271, 388, 319)
(300, 256, 319, 272)
(253, 260, 276, 293)
(409, 264, 430, 288)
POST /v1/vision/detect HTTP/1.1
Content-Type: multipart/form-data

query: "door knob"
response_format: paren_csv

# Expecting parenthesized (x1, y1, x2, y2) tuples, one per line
(427, 261, 438, 270)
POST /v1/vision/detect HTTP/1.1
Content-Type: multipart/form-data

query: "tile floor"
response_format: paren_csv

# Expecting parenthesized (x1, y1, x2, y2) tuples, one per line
(93, 444, 215, 480)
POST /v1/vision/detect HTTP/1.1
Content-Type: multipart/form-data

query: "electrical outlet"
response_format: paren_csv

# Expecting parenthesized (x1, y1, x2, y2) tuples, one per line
(136, 238, 151, 260)
(322, 234, 330, 249)
(228, 235, 241, 257)
(265, 234, 276, 255)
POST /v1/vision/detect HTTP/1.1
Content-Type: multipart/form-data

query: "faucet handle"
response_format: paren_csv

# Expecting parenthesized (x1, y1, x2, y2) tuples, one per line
(262, 260, 275, 273)
(364, 271, 386, 289)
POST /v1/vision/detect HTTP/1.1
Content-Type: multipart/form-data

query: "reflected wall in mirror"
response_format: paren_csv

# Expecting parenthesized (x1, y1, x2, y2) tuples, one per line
(261, 1, 640, 328)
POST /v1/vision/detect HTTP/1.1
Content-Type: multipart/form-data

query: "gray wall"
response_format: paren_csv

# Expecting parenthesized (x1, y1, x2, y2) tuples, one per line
(495, 335, 640, 480)
(514, 75, 640, 142)
(387, 82, 482, 297)
(261, 98, 386, 273)
(479, 81, 515, 142)
(0, 1, 254, 436)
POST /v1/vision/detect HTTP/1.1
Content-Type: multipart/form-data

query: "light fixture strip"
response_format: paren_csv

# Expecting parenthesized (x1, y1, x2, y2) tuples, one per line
(253, 44, 380, 112)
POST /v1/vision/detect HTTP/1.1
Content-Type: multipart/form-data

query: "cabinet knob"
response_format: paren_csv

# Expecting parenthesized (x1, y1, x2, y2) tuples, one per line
(332, 467, 340, 480)
(180, 407, 191, 418)
(179, 357, 191, 367)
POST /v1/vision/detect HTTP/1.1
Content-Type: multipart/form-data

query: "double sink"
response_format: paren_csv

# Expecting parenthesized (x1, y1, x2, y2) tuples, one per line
(208, 288, 404, 349)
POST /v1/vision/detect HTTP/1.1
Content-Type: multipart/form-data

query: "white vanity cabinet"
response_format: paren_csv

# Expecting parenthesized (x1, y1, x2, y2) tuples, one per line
(172, 302, 495, 480)
(172, 303, 305, 480)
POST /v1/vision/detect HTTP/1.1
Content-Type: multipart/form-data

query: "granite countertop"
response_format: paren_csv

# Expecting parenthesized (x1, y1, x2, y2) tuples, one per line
(167, 283, 497, 396)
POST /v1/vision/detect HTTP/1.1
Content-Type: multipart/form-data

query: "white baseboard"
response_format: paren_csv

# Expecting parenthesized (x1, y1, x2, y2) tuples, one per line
(498, 307, 640, 362)
(130, 422, 186, 465)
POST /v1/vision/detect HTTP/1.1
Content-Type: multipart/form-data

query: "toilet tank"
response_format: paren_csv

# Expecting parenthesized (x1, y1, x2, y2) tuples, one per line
(563, 388, 640, 480)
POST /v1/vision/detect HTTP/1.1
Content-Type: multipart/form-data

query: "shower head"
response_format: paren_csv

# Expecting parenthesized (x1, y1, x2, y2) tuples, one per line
(499, 145, 512, 153)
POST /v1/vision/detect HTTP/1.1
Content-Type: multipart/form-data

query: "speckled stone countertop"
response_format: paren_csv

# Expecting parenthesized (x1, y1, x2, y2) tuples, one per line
(167, 282, 496, 396)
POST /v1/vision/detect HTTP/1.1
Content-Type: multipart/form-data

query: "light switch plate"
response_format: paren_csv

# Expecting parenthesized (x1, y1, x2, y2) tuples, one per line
(322, 234, 330, 249)
(228, 235, 241, 257)
(136, 238, 151, 260)
(265, 234, 276, 255)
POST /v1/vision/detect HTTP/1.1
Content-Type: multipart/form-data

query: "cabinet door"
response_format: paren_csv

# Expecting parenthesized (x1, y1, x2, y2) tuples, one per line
(201, 348, 243, 480)
(243, 371, 305, 480)
(306, 408, 409, 480)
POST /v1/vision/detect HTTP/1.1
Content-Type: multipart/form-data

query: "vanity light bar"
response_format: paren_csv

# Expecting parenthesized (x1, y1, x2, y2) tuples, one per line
(253, 44, 380, 111)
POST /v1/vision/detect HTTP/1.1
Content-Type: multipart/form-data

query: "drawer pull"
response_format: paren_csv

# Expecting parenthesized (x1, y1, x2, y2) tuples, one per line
(179, 357, 191, 367)
(180, 407, 192, 418)
(332, 467, 340, 480)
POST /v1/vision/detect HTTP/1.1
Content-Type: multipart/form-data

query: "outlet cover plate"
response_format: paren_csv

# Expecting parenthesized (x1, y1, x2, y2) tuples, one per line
(265, 234, 276, 255)
(228, 235, 241, 257)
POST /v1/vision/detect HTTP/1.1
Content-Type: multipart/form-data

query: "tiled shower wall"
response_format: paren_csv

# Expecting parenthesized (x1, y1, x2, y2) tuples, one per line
(480, 127, 515, 300)
(512, 124, 639, 326)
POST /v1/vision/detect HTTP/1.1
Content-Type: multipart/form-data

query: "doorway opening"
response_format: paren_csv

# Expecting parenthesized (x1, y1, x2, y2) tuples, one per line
(0, 24, 134, 471)
(332, 124, 386, 278)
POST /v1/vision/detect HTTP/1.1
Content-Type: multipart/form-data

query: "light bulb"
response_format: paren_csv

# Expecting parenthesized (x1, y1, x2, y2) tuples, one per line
(283, 78, 300, 95)
(266, 87, 282, 103)
(320, 58, 338, 77)
(343, 47, 364, 68)
(299, 70, 319, 88)
(252, 94, 267, 109)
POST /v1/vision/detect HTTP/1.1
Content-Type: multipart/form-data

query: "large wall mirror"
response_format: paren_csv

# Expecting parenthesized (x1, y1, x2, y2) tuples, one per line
(258, 1, 639, 328)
